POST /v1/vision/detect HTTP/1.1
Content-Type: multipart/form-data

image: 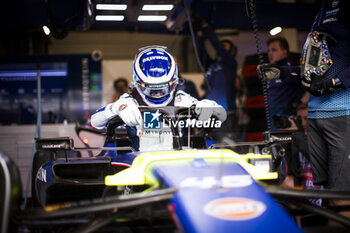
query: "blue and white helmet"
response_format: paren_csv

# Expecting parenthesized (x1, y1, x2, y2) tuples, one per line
(133, 46, 178, 106)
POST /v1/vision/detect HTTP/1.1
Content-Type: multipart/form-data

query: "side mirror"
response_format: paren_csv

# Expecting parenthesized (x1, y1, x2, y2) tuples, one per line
(75, 120, 106, 157)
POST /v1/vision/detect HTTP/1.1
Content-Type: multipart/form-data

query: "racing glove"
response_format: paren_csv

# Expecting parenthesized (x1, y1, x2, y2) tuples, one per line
(302, 73, 344, 96)
(257, 63, 285, 80)
(195, 99, 227, 122)
(111, 94, 142, 126)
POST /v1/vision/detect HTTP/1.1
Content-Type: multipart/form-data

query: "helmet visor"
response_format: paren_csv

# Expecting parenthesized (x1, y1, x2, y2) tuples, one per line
(138, 81, 176, 99)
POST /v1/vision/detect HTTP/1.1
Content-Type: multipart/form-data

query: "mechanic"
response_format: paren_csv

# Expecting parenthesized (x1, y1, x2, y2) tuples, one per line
(282, 103, 322, 192)
(302, 0, 350, 191)
(195, 18, 238, 142)
(258, 0, 350, 191)
(264, 36, 305, 127)
(291, 104, 323, 192)
(111, 77, 129, 103)
(258, 37, 305, 185)
(91, 46, 226, 151)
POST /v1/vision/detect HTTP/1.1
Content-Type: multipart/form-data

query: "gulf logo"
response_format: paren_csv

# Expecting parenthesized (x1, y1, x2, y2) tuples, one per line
(119, 104, 127, 111)
(203, 198, 266, 221)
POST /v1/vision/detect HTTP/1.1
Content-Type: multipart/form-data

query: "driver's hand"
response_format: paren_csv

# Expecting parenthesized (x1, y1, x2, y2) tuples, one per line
(195, 99, 227, 122)
(112, 96, 142, 126)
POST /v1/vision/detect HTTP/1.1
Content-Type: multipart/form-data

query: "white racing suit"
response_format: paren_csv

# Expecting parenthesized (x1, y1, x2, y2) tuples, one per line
(91, 90, 226, 151)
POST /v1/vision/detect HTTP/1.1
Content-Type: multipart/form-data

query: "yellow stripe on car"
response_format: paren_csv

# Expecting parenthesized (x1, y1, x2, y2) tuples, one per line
(105, 149, 278, 186)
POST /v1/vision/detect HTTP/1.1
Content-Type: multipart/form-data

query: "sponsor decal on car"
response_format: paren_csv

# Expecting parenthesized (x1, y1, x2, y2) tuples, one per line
(180, 175, 253, 189)
(110, 162, 131, 167)
(37, 167, 47, 182)
(42, 144, 63, 149)
(203, 197, 266, 221)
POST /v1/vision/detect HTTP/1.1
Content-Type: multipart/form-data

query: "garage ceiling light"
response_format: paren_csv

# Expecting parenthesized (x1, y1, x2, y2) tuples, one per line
(270, 27, 282, 36)
(43, 26, 50, 36)
(96, 4, 127, 10)
(138, 15, 167, 21)
(142, 4, 174, 11)
(95, 15, 125, 21)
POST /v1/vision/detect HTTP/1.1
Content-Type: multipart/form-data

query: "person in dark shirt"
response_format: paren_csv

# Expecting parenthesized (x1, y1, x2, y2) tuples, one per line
(197, 23, 237, 113)
(196, 19, 238, 142)
(287, 103, 325, 225)
(265, 37, 305, 127)
(301, 0, 350, 192)
(261, 37, 305, 185)
(258, 0, 350, 192)
(111, 78, 129, 103)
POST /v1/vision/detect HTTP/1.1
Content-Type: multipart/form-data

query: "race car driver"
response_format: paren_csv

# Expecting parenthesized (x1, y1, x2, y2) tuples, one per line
(91, 46, 227, 151)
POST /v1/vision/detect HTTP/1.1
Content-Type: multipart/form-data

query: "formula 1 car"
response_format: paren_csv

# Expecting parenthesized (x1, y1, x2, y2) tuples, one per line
(2, 106, 350, 233)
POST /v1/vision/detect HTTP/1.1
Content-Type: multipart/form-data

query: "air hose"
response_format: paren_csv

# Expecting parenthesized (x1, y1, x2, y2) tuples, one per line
(246, 0, 272, 131)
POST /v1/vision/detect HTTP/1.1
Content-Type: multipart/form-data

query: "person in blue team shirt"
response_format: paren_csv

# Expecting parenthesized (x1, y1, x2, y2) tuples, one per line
(262, 37, 306, 185)
(91, 46, 226, 152)
(301, 0, 350, 191)
(197, 22, 237, 113)
(259, 0, 350, 191)
(196, 19, 237, 142)
(265, 37, 305, 126)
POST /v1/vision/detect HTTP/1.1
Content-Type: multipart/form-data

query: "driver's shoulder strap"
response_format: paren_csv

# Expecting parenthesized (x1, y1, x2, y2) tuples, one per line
(131, 88, 146, 105)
